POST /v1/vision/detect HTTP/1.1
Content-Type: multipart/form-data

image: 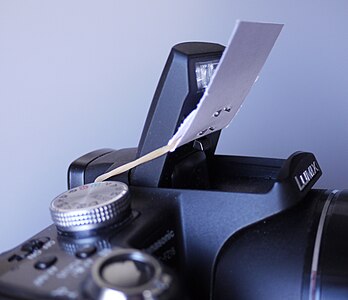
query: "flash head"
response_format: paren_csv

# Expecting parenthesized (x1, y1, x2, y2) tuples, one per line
(133, 42, 225, 188)
(195, 59, 219, 91)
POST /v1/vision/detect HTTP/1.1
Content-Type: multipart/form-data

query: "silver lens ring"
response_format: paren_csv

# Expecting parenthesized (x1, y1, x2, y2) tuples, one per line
(309, 190, 340, 300)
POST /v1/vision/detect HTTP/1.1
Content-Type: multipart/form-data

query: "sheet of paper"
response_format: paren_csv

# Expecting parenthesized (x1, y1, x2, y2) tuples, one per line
(168, 20, 283, 150)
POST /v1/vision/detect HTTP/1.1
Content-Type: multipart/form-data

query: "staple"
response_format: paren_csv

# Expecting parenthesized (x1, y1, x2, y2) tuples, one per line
(198, 129, 208, 136)
(213, 109, 222, 117)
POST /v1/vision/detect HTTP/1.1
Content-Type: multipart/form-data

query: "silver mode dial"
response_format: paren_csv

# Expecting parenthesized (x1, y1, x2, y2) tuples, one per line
(49, 181, 130, 233)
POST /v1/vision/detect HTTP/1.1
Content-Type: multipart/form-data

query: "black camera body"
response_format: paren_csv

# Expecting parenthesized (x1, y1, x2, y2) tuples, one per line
(1, 42, 348, 300)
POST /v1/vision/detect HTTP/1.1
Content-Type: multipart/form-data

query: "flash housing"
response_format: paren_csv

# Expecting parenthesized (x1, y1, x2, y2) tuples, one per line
(132, 42, 225, 188)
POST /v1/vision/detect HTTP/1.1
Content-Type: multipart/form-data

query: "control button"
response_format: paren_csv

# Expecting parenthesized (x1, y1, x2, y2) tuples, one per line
(76, 245, 97, 259)
(38, 236, 51, 244)
(21, 237, 50, 253)
(101, 257, 155, 288)
(83, 249, 176, 300)
(8, 254, 24, 262)
(34, 255, 57, 270)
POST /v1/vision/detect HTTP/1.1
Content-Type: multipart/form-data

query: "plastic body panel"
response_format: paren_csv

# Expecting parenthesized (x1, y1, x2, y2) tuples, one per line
(0, 152, 328, 300)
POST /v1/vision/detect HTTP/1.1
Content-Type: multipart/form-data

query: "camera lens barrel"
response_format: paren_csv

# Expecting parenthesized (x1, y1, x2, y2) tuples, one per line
(83, 249, 178, 300)
(310, 190, 348, 299)
(213, 189, 348, 300)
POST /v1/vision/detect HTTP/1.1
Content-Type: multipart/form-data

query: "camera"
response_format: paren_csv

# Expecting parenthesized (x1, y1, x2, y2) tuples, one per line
(1, 41, 348, 300)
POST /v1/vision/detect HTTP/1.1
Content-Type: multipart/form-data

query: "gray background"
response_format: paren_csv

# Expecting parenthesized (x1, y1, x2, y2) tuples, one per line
(0, 0, 347, 253)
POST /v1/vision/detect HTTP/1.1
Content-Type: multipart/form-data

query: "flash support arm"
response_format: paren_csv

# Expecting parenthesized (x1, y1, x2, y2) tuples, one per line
(132, 42, 225, 188)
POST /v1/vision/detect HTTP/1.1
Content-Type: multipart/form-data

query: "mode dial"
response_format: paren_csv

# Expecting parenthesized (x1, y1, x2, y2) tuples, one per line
(49, 181, 130, 233)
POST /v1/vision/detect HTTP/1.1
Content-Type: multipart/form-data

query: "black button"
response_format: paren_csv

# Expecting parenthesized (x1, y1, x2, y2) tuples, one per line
(34, 255, 57, 270)
(21, 237, 50, 253)
(76, 245, 97, 259)
(38, 236, 51, 244)
(8, 254, 24, 262)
